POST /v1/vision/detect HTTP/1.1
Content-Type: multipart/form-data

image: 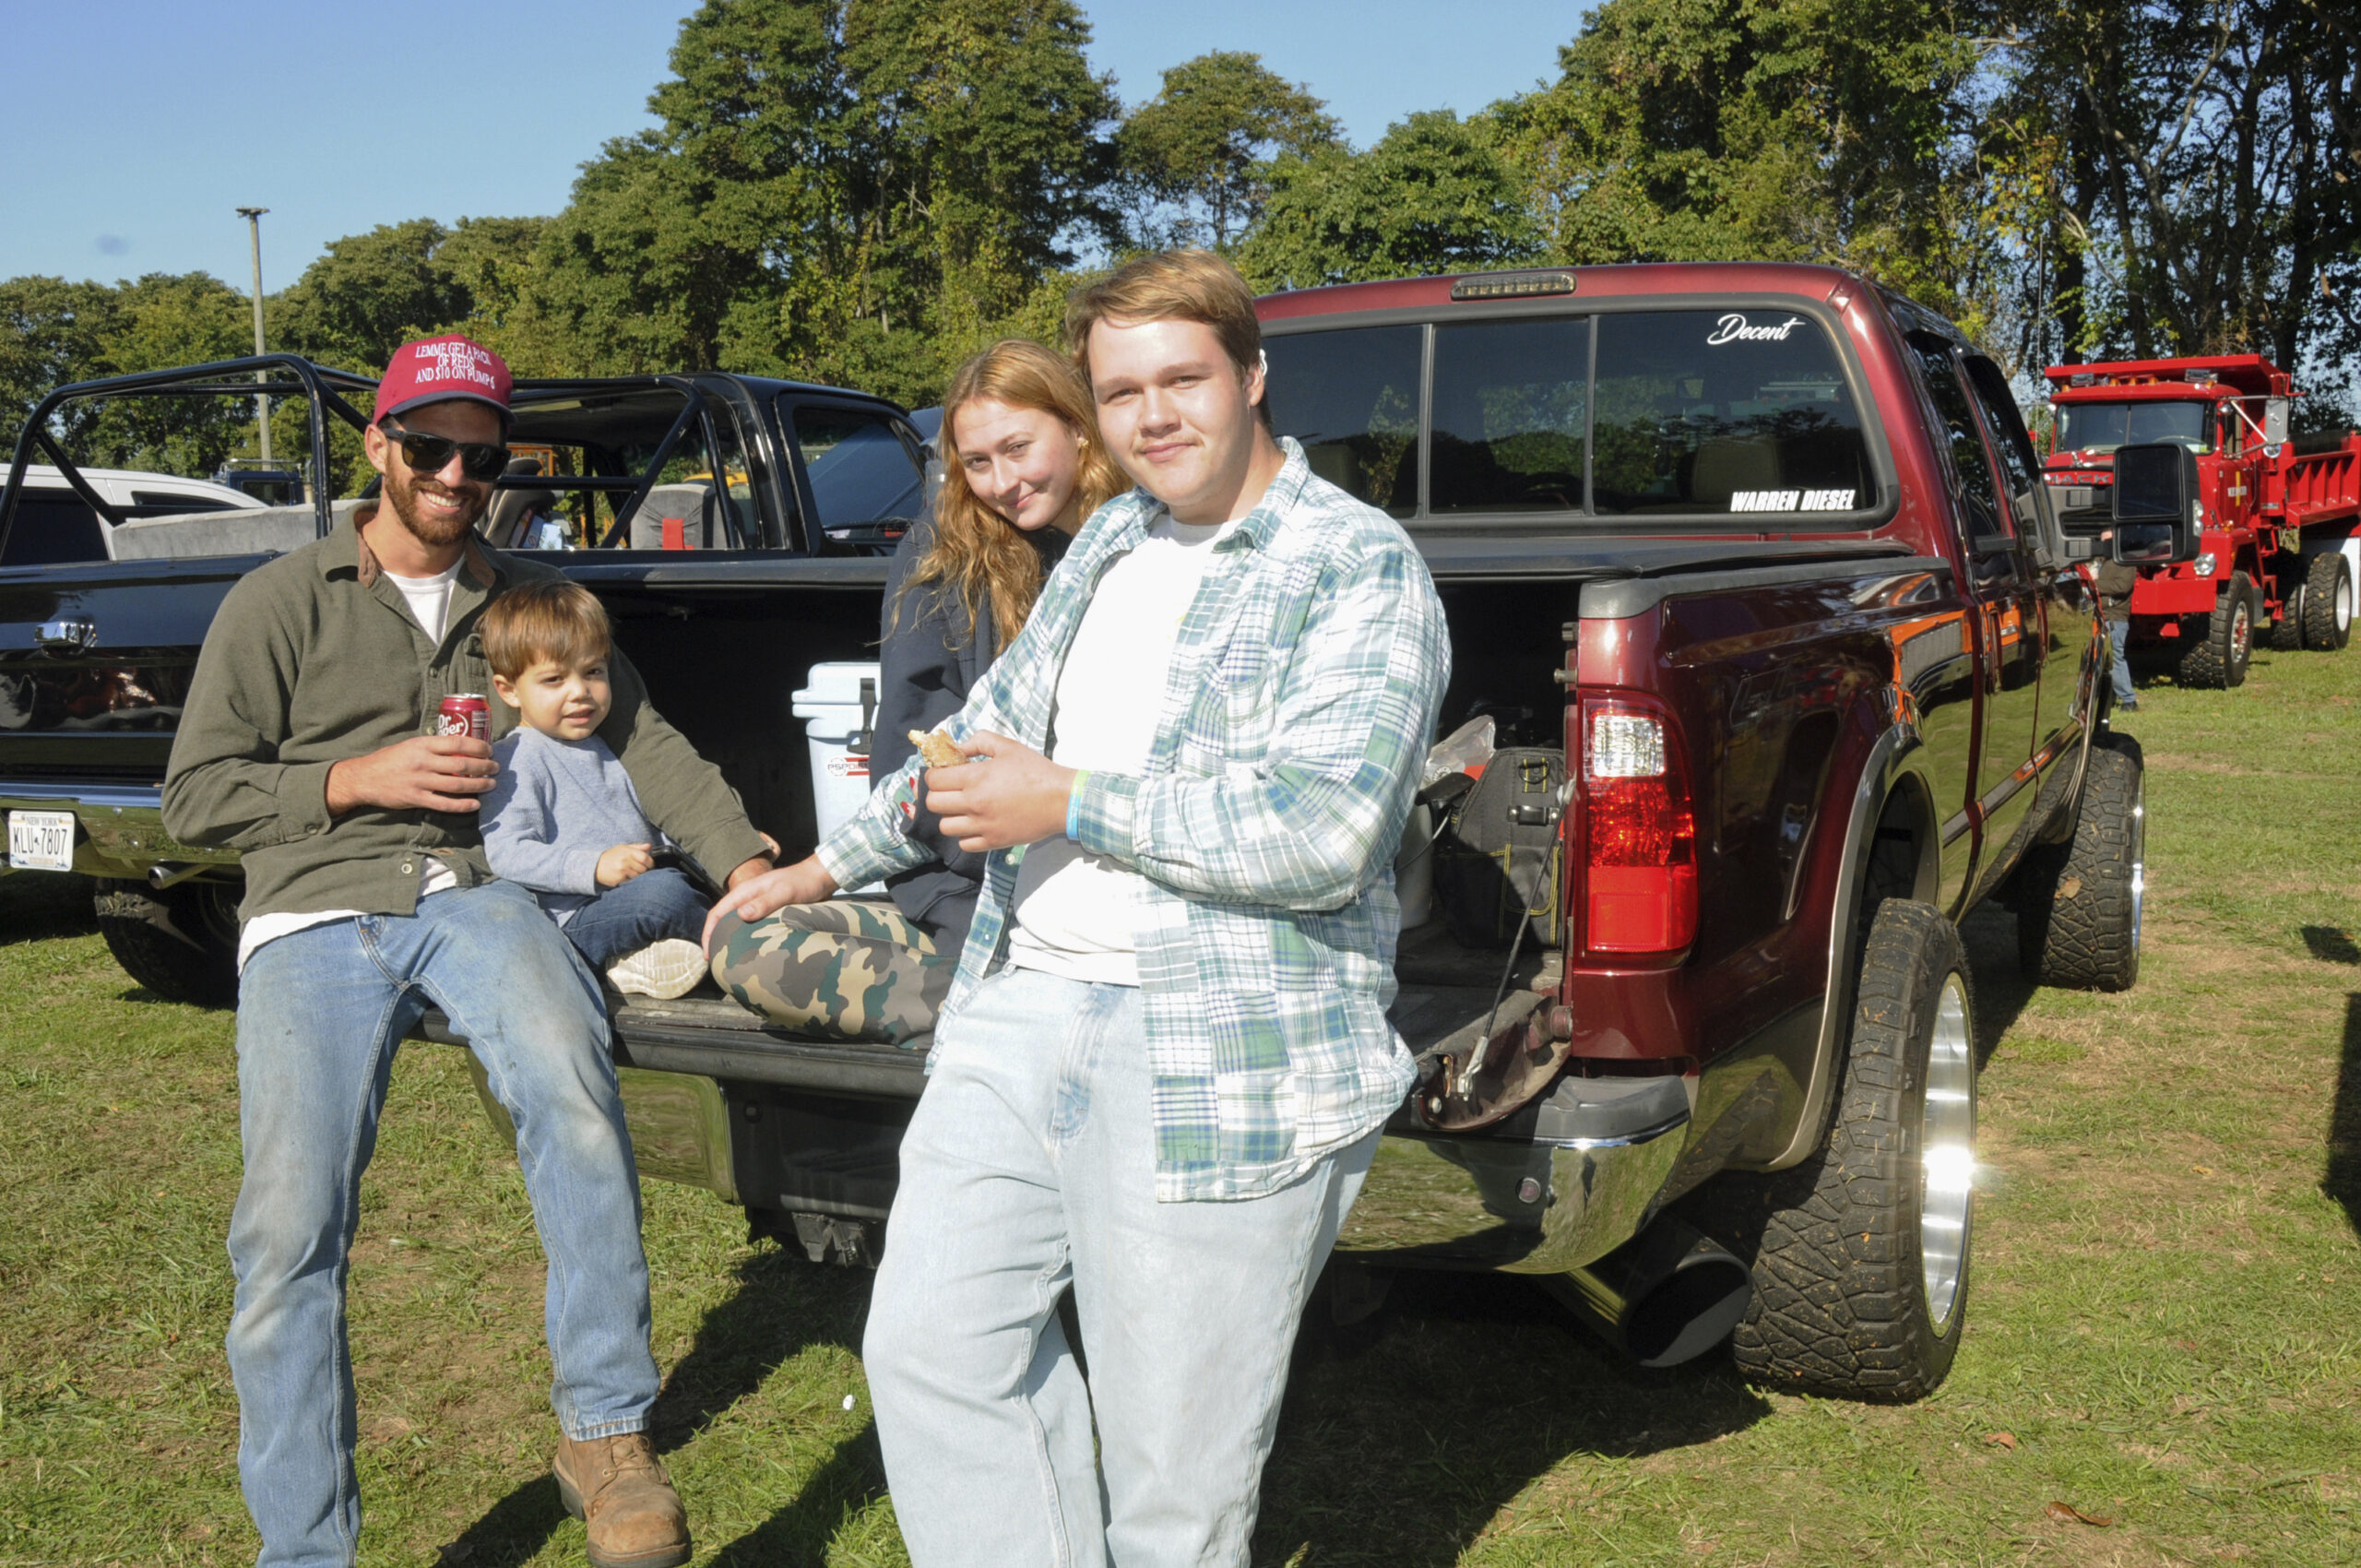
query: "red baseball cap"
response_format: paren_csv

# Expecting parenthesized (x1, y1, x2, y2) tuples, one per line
(372, 334, 513, 426)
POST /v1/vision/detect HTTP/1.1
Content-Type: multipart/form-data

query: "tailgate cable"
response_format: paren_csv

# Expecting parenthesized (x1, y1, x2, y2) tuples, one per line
(1457, 835, 1552, 1099)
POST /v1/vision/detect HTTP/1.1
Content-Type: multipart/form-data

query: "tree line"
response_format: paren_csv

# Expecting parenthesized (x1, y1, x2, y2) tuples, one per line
(5, 0, 2354, 478)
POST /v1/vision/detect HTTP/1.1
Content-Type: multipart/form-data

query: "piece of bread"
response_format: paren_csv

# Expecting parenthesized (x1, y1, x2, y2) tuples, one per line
(909, 729, 964, 769)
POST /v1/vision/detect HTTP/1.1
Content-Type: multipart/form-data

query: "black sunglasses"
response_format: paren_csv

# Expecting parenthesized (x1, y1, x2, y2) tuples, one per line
(383, 420, 510, 481)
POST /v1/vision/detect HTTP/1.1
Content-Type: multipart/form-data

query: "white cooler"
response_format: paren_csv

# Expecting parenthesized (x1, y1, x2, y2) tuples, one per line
(790, 661, 885, 896)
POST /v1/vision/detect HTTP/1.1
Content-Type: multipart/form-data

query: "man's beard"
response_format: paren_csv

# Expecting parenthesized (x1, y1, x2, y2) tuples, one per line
(384, 463, 486, 547)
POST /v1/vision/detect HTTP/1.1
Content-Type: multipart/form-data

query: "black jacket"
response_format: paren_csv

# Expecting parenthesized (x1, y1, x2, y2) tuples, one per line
(870, 516, 1068, 958)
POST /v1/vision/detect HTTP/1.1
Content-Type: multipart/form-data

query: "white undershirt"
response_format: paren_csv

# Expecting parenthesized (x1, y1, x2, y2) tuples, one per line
(385, 559, 462, 642)
(1006, 514, 1238, 985)
(236, 559, 466, 970)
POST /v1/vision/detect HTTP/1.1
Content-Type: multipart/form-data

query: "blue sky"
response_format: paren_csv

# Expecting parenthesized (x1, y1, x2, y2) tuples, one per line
(0, 0, 1580, 291)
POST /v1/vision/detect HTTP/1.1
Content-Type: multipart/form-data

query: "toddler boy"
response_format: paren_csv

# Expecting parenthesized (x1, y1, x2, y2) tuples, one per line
(481, 579, 712, 998)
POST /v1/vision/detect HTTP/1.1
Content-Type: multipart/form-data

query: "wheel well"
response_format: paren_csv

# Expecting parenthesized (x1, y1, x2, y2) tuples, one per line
(1867, 778, 1937, 913)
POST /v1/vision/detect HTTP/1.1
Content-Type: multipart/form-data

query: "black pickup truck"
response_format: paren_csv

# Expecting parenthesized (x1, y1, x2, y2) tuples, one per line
(0, 264, 2185, 1399)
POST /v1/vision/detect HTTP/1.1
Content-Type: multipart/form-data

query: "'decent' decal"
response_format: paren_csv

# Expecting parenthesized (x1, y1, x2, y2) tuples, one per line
(1705, 313, 1806, 344)
(1729, 489, 1857, 512)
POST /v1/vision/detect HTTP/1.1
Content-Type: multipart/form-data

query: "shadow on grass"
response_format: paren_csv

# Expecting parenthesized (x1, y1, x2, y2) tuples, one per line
(2324, 992, 2361, 1241)
(1958, 902, 2035, 1067)
(1254, 1271, 1772, 1566)
(438, 1244, 882, 1566)
(706, 1418, 887, 1565)
(0, 870, 97, 944)
(2303, 925, 2361, 965)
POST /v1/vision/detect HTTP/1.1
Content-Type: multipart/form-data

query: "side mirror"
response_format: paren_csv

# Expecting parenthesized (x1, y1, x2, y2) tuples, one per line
(2263, 397, 2290, 445)
(2110, 443, 2200, 564)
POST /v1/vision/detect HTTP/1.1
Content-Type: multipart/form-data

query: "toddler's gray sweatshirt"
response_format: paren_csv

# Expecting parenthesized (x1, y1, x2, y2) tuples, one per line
(481, 724, 661, 925)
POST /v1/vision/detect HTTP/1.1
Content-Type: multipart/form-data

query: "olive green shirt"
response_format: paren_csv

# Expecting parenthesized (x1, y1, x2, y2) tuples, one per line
(162, 508, 768, 925)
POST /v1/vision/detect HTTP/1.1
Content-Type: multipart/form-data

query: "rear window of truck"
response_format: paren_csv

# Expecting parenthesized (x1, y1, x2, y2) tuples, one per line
(786, 403, 928, 540)
(1264, 306, 1880, 523)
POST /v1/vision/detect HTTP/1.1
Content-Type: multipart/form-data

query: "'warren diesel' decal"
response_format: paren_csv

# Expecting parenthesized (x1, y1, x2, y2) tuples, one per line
(1728, 489, 1857, 512)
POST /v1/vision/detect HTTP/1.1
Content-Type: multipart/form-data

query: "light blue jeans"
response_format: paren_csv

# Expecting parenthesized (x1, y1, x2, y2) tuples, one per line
(862, 967, 1378, 1568)
(229, 880, 658, 1568)
(2108, 614, 2137, 706)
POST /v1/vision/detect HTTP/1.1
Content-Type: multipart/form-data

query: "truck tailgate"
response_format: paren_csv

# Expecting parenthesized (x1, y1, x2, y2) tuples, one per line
(0, 558, 252, 780)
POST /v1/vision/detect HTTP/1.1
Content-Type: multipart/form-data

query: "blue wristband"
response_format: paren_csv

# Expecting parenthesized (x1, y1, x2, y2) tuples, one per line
(1065, 771, 1088, 841)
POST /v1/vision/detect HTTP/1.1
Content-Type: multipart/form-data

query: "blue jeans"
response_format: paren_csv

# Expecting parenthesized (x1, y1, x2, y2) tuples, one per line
(862, 968, 1378, 1567)
(2108, 614, 2137, 705)
(557, 865, 707, 968)
(230, 880, 658, 1568)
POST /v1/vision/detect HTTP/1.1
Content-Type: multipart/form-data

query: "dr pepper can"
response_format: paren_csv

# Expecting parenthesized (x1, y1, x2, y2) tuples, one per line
(436, 693, 491, 741)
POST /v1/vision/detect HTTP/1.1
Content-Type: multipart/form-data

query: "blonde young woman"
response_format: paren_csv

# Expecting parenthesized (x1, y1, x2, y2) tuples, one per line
(709, 339, 1127, 1043)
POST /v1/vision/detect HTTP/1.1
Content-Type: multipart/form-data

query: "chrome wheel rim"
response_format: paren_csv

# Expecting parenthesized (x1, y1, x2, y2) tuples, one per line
(2230, 598, 2251, 661)
(1919, 975, 1974, 1334)
(2338, 570, 2354, 635)
(2129, 771, 2146, 953)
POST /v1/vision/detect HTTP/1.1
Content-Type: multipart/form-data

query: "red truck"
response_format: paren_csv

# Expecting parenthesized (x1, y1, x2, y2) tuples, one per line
(2040, 354, 2361, 686)
(1, 263, 2176, 1402)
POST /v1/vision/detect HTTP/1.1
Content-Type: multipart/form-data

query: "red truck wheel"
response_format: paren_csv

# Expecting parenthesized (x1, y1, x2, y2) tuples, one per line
(1726, 899, 1976, 1401)
(2015, 734, 2144, 992)
(91, 878, 240, 1009)
(2176, 571, 2254, 688)
(2302, 552, 2354, 651)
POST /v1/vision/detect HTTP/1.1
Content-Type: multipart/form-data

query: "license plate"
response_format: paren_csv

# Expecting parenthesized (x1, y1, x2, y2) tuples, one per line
(7, 809, 76, 872)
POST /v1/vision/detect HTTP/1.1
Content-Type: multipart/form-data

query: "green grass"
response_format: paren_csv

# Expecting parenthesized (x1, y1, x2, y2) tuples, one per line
(6, 640, 2359, 1565)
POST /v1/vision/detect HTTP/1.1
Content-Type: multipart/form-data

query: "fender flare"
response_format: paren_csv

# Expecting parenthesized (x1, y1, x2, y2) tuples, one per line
(1755, 719, 1940, 1170)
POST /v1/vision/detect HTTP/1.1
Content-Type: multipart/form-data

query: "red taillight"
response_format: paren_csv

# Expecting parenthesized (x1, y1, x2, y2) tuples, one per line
(1578, 697, 1697, 957)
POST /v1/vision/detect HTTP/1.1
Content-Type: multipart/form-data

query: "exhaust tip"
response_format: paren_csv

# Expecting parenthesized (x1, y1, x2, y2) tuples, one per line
(1544, 1218, 1753, 1368)
(1624, 1252, 1752, 1367)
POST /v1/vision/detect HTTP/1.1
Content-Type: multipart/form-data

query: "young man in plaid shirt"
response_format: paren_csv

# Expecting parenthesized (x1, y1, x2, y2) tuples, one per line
(715, 250, 1449, 1564)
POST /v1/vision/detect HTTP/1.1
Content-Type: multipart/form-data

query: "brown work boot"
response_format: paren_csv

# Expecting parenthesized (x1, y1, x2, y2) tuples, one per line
(552, 1431, 691, 1568)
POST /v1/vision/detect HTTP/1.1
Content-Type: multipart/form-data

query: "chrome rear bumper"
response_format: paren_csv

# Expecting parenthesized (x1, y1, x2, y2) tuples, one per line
(1335, 1073, 1693, 1275)
(0, 781, 236, 875)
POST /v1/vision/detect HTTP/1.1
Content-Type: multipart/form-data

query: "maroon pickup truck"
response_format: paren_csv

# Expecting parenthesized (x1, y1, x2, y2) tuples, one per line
(0, 262, 2170, 1402)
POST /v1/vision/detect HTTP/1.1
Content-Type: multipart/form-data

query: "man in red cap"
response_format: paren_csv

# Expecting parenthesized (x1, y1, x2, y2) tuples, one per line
(165, 335, 774, 1568)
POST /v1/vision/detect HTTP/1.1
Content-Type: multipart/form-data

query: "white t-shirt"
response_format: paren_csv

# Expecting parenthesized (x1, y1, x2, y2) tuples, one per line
(237, 559, 466, 970)
(385, 559, 461, 642)
(1006, 514, 1238, 985)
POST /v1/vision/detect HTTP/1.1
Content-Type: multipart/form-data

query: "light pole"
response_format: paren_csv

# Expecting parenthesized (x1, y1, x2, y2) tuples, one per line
(234, 207, 270, 461)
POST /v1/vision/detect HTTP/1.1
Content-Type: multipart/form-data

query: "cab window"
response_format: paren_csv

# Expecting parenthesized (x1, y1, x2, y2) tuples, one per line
(2053, 399, 2211, 453)
(1261, 325, 1421, 516)
(1429, 317, 1588, 514)
(1904, 335, 2005, 540)
(1591, 310, 1875, 517)
(785, 403, 925, 550)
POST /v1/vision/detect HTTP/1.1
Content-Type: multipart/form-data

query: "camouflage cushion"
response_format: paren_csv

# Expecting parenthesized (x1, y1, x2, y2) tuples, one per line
(708, 898, 955, 1048)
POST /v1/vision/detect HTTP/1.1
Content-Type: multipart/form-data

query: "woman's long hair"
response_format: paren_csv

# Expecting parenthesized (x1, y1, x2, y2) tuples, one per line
(896, 339, 1128, 651)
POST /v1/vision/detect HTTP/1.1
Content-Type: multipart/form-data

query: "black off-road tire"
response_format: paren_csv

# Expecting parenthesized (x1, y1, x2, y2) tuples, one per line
(2302, 552, 2354, 651)
(93, 878, 241, 1008)
(2270, 576, 2306, 652)
(2015, 734, 2144, 992)
(1726, 900, 1976, 1401)
(2176, 571, 2254, 688)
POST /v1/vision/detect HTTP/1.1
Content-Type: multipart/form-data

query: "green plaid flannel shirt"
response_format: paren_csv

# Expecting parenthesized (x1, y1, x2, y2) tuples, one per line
(817, 440, 1451, 1201)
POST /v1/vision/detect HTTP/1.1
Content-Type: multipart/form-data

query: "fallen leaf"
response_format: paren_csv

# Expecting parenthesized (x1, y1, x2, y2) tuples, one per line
(2045, 1501, 2115, 1527)
(2192, 1164, 2214, 1175)
(2058, 876, 2083, 898)
(1984, 1431, 2019, 1450)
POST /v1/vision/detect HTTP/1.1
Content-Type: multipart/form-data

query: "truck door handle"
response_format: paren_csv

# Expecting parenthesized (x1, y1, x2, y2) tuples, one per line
(36, 619, 95, 651)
